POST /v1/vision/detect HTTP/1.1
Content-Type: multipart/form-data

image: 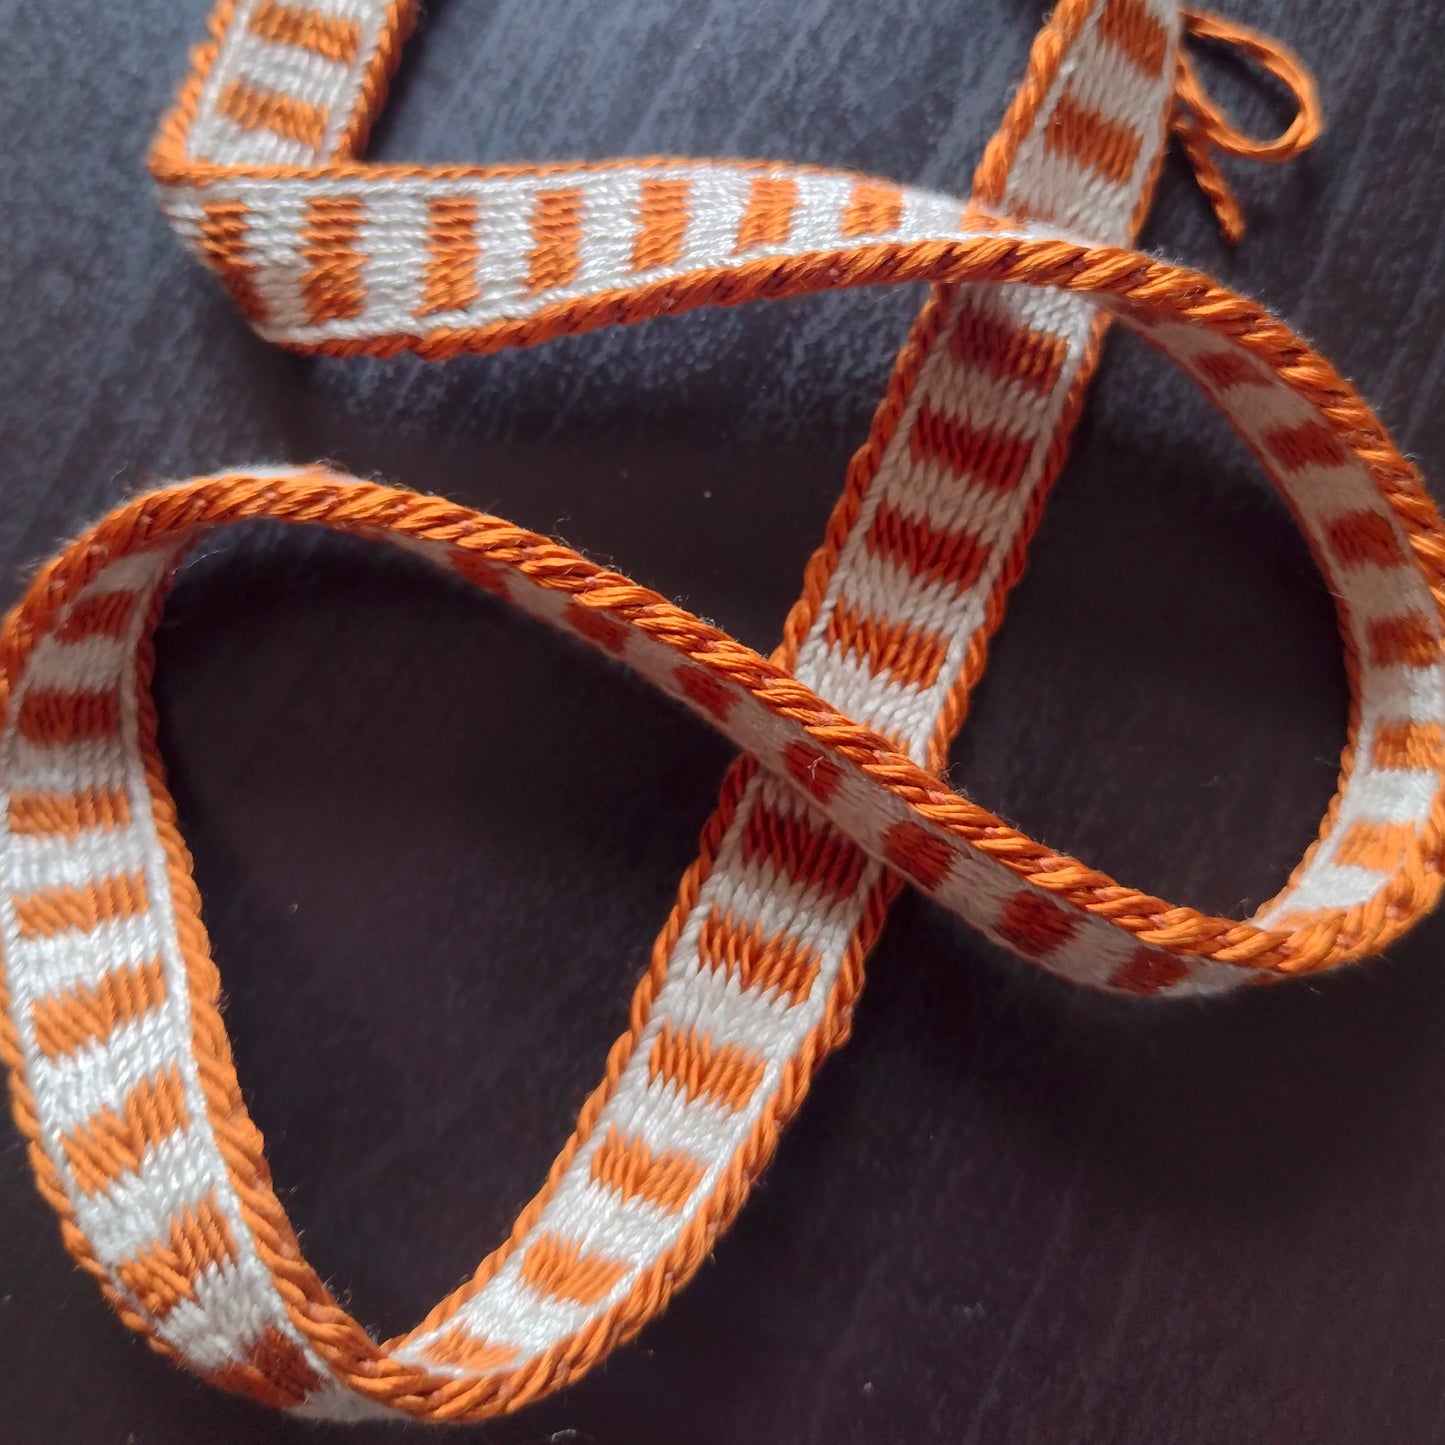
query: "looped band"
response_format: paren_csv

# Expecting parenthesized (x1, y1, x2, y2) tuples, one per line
(4, 0, 1441, 1424)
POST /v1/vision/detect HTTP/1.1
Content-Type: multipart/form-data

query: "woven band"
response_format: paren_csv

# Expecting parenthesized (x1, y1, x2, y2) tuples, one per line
(3, 0, 1438, 1423)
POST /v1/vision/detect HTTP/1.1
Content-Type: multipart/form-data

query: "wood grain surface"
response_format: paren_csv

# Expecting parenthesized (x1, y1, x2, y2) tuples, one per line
(3, 2, 1445, 1441)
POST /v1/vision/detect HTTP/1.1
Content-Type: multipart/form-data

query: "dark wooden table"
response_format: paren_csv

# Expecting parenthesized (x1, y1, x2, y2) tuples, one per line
(5, 2, 1445, 1441)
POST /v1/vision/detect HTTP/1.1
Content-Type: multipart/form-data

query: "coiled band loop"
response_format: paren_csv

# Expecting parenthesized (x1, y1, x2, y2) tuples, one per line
(4, 0, 1437, 1424)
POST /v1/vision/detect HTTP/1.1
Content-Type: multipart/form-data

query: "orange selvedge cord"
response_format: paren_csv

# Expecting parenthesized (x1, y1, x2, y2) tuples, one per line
(0, 0, 1433, 1424)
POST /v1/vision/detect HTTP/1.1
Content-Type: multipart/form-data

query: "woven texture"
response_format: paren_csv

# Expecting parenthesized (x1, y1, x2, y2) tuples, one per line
(2, 0, 1442, 1424)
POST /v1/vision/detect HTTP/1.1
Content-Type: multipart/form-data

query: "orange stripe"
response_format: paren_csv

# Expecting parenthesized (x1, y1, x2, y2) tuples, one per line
(781, 741, 844, 804)
(203, 1328, 323, 1410)
(696, 906, 821, 1005)
(630, 178, 692, 272)
(300, 195, 366, 325)
(199, 200, 267, 322)
(739, 803, 867, 901)
(31, 958, 167, 1061)
(840, 179, 904, 239)
(216, 79, 328, 151)
(418, 1327, 516, 1372)
(1334, 820, 1416, 872)
(1325, 510, 1405, 569)
(1265, 420, 1349, 472)
(996, 890, 1079, 958)
(676, 663, 737, 720)
(882, 821, 954, 890)
(519, 1233, 629, 1307)
(56, 590, 142, 643)
(419, 194, 480, 316)
(865, 499, 990, 594)
(648, 1023, 766, 1112)
(735, 176, 798, 251)
(1371, 721, 1443, 771)
(911, 400, 1033, 492)
(950, 300, 1067, 395)
(1097, 0, 1170, 78)
(450, 550, 510, 599)
(8, 785, 131, 838)
(1190, 347, 1268, 391)
(526, 188, 584, 294)
(589, 1126, 707, 1212)
(12, 872, 149, 941)
(956, 208, 1017, 234)
(114, 1191, 238, 1319)
(1369, 613, 1438, 669)
(1109, 947, 1189, 994)
(60, 1066, 190, 1196)
(15, 687, 120, 746)
(1043, 91, 1142, 186)
(824, 599, 948, 689)
(565, 600, 629, 654)
(249, 1, 362, 64)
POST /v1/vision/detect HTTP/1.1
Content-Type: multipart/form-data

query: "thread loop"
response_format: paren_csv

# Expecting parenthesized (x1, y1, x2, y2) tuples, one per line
(1174, 8, 1324, 242)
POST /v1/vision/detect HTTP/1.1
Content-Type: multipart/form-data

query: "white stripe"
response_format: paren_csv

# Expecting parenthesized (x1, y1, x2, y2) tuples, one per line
(1359, 663, 1445, 726)
(3, 736, 129, 796)
(29, 1012, 182, 1140)
(1263, 861, 1392, 916)
(1338, 563, 1438, 630)
(7, 819, 152, 903)
(158, 1259, 298, 1372)
(18, 636, 132, 698)
(353, 188, 433, 328)
(1328, 763, 1437, 829)
(227, 37, 352, 107)
(652, 941, 811, 1061)
(539, 1174, 683, 1273)
(5, 911, 165, 1003)
(68, 1127, 230, 1267)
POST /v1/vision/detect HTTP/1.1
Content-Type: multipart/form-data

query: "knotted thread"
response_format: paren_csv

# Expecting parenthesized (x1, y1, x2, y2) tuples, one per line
(1173, 7, 1324, 241)
(2, 0, 1439, 1425)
